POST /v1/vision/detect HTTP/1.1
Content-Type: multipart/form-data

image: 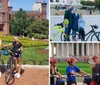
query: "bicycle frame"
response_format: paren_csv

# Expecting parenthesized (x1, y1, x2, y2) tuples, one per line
(51, 26, 64, 41)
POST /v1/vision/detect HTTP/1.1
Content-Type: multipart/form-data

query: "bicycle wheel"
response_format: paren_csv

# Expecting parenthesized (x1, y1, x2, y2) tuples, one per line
(91, 32, 100, 41)
(5, 59, 15, 85)
(60, 32, 67, 41)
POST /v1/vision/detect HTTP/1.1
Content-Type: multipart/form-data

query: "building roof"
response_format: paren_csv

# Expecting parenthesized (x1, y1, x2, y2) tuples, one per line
(11, 11, 41, 15)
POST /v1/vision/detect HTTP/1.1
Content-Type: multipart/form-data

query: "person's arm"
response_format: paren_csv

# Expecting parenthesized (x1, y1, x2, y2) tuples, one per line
(80, 70, 88, 75)
(70, 71, 82, 76)
(3, 43, 12, 47)
(18, 46, 23, 52)
(57, 71, 62, 78)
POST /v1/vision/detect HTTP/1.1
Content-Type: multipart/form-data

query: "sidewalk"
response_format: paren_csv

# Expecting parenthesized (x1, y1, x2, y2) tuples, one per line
(0, 66, 49, 85)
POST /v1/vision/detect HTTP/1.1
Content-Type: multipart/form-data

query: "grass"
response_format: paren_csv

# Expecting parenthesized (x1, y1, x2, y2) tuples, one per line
(0, 46, 48, 65)
(57, 62, 92, 75)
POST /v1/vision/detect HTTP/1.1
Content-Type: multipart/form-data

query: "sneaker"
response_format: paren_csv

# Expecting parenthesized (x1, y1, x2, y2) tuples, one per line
(16, 73, 21, 79)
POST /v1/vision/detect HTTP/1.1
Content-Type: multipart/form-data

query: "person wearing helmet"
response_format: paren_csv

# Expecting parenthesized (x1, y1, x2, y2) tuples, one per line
(90, 56, 100, 85)
(66, 57, 89, 85)
(50, 57, 62, 85)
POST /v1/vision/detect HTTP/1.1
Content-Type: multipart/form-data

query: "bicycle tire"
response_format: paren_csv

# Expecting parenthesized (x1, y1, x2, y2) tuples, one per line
(90, 32, 100, 41)
(5, 59, 15, 85)
(60, 32, 67, 41)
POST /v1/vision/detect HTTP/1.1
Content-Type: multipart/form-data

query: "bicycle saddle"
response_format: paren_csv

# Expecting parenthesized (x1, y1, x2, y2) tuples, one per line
(90, 25, 98, 29)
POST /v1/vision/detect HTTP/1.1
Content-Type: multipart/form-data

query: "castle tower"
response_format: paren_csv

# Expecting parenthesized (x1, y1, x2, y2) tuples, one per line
(42, 0, 47, 19)
(32, 0, 42, 12)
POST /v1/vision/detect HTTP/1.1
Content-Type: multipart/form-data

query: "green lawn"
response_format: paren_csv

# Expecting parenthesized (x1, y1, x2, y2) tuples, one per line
(58, 62, 92, 75)
(0, 46, 48, 65)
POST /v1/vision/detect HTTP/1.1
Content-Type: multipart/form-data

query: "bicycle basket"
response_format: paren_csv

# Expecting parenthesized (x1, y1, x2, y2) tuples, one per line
(1, 50, 9, 56)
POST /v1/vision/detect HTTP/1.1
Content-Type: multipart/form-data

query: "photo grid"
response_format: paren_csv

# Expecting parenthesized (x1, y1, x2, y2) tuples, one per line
(0, 0, 100, 85)
(50, 0, 100, 85)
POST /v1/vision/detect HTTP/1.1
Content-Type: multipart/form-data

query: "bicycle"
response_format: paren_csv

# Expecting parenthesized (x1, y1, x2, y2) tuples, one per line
(50, 23, 68, 41)
(1, 46, 15, 85)
(51, 24, 100, 41)
(83, 75, 100, 85)
(50, 75, 65, 85)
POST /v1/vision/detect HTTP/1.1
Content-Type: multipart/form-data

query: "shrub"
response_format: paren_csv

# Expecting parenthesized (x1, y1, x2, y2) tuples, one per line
(31, 33, 47, 39)
(0, 35, 48, 47)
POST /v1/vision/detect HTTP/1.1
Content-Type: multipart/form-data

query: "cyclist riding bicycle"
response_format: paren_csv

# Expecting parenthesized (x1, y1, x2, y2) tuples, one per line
(4, 36, 23, 79)
(90, 56, 100, 85)
(66, 57, 89, 85)
(50, 57, 62, 85)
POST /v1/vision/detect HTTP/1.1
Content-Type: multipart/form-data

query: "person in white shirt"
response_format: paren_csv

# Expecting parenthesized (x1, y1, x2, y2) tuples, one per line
(78, 13, 85, 41)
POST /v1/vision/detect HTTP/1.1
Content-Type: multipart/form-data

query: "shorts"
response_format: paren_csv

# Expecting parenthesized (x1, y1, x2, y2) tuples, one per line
(13, 53, 22, 59)
(67, 81, 76, 85)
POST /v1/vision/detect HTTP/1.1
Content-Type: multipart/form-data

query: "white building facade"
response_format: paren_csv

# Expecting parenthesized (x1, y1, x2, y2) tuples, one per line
(50, 42, 100, 58)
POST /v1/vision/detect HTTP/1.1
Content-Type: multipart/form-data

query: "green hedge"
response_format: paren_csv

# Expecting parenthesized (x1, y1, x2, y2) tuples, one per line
(30, 33, 48, 39)
(0, 36, 48, 47)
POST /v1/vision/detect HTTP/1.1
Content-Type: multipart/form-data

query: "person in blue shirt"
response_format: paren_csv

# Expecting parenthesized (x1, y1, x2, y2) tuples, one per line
(78, 13, 85, 41)
(66, 57, 89, 85)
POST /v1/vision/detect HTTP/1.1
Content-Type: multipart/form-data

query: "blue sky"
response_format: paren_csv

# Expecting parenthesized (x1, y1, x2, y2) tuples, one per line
(9, 0, 49, 19)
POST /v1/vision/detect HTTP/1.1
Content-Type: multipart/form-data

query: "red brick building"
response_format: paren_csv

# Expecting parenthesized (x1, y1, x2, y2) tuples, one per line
(0, 0, 47, 35)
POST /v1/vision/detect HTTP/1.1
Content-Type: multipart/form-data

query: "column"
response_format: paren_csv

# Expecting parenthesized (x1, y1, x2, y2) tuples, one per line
(82, 43, 84, 56)
(87, 43, 90, 56)
(92, 43, 94, 56)
(77, 43, 79, 56)
(51, 43, 54, 57)
(67, 43, 69, 58)
(97, 43, 99, 56)
(62, 43, 64, 58)
(72, 43, 74, 56)
(56, 43, 59, 57)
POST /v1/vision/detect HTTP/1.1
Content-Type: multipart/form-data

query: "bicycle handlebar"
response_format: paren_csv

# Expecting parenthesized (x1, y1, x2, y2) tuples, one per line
(54, 23, 64, 28)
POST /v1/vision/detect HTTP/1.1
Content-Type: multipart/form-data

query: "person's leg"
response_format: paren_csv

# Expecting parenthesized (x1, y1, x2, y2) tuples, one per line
(17, 58, 22, 75)
(67, 25, 72, 41)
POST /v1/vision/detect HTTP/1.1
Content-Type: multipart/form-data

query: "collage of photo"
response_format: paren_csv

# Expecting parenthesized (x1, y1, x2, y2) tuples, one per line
(0, 0, 100, 85)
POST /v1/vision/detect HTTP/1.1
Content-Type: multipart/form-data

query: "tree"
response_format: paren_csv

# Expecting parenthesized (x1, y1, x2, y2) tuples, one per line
(26, 19, 49, 37)
(94, 0, 100, 10)
(10, 8, 34, 36)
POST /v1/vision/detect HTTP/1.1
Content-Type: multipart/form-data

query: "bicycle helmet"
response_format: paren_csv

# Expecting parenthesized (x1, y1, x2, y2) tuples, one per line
(92, 56, 99, 60)
(50, 57, 58, 63)
(64, 19, 69, 25)
(67, 57, 75, 64)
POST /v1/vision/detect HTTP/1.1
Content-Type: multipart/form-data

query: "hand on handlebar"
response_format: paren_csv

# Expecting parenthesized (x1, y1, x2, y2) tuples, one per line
(77, 74, 83, 77)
